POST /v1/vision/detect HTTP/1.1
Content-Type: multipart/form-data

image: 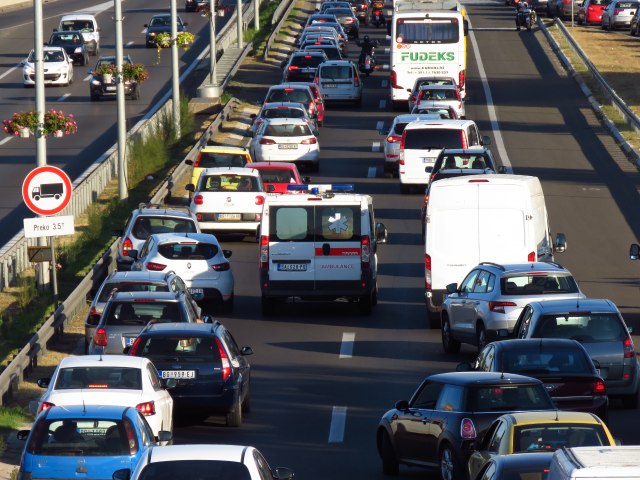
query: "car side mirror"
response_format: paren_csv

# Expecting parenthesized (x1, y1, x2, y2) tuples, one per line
(496, 328, 510, 338)
(128, 250, 138, 260)
(250, 113, 257, 119)
(406, 88, 412, 92)
(481, 135, 491, 146)
(37, 378, 50, 388)
(201, 314, 214, 323)
(445, 283, 458, 294)
(456, 362, 472, 372)
(16, 430, 30, 441)
(223, 250, 232, 259)
(162, 378, 178, 389)
(144, 24, 149, 27)
(185, 159, 193, 166)
(497, 165, 507, 174)
(554, 233, 567, 253)
(375, 222, 387, 244)
(394, 400, 410, 411)
(241, 346, 254, 356)
(630, 243, 640, 260)
(185, 184, 195, 192)
(280, 60, 287, 68)
(248, 131, 254, 138)
(275, 468, 295, 480)
(267, 185, 276, 193)
(112, 469, 131, 480)
(157, 431, 172, 443)
(425, 166, 433, 173)
(19, 61, 25, 67)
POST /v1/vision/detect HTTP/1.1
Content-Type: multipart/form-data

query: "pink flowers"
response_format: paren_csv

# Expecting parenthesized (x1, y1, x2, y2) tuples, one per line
(1, 109, 78, 137)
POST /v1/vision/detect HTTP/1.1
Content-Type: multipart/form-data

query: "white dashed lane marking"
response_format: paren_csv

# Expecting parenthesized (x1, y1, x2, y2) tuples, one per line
(384, 47, 390, 54)
(328, 406, 347, 443)
(126, 41, 134, 47)
(378, 99, 386, 109)
(57, 93, 71, 102)
(372, 142, 381, 152)
(83, 74, 92, 81)
(368, 166, 377, 178)
(376, 121, 384, 131)
(381, 79, 388, 88)
(0, 66, 18, 81)
(382, 64, 389, 70)
(339, 332, 355, 358)
(0, 137, 12, 146)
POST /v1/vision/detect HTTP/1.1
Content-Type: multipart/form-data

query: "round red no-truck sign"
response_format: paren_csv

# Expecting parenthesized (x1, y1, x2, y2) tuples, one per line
(22, 166, 72, 216)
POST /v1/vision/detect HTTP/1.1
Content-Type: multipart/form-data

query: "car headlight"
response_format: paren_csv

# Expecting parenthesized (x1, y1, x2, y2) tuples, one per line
(91, 79, 101, 86)
(74, 47, 82, 53)
(148, 32, 156, 37)
(24, 67, 34, 75)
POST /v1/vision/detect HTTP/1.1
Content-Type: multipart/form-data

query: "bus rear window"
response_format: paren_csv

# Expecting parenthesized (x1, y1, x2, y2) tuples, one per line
(396, 18, 459, 44)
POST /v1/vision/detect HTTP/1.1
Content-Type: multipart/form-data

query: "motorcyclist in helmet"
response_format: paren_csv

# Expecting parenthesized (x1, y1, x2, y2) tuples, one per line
(358, 35, 376, 65)
(515, 0, 529, 30)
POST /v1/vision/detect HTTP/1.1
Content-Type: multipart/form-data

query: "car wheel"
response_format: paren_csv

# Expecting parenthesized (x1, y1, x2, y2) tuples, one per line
(380, 432, 399, 475)
(225, 395, 242, 427)
(476, 323, 487, 352)
(241, 383, 251, 413)
(621, 388, 639, 409)
(439, 443, 463, 480)
(441, 317, 461, 354)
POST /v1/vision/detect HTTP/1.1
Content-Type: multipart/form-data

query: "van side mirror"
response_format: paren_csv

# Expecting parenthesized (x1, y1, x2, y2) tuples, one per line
(241, 346, 254, 356)
(630, 243, 640, 260)
(185, 184, 195, 192)
(481, 135, 491, 146)
(445, 283, 458, 294)
(425, 166, 433, 173)
(554, 233, 567, 253)
(375, 222, 387, 244)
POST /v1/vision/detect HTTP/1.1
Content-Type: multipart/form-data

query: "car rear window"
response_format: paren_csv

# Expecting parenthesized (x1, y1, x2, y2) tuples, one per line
(98, 282, 169, 302)
(264, 123, 312, 137)
(137, 460, 251, 480)
(513, 424, 609, 452)
(54, 366, 142, 390)
(468, 384, 554, 411)
(28, 418, 130, 456)
(501, 347, 591, 374)
(501, 274, 580, 295)
(307, 46, 341, 60)
(199, 174, 260, 192)
(196, 152, 248, 169)
(291, 55, 326, 68)
(419, 88, 458, 101)
(132, 336, 221, 363)
(50, 33, 82, 44)
(269, 205, 361, 242)
(534, 313, 626, 342)
(104, 301, 186, 326)
(266, 88, 312, 104)
(393, 122, 409, 136)
(413, 107, 456, 119)
(416, 79, 455, 90)
(326, 7, 353, 15)
(262, 107, 305, 119)
(157, 242, 219, 260)
(257, 168, 296, 183)
(132, 216, 197, 240)
(319, 65, 352, 79)
(404, 129, 463, 149)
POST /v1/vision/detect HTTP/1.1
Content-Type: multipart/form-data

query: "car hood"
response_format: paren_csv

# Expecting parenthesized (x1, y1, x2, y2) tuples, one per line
(23, 61, 68, 71)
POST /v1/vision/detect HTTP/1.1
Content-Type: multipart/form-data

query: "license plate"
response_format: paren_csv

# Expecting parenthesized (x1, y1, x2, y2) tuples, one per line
(124, 337, 136, 346)
(324, 84, 337, 88)
(105, 86, 116, 91)
(188, 288, 204, 295)
(279, 144, 298, 149)
(217, 213, 241, 220)
(160, 370, 196, 379)
(277, 263, 308, 271)
(422, 158, 433, 163)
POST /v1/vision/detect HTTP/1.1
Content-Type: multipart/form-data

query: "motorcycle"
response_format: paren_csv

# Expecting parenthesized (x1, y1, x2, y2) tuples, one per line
(359, 52, 376, 76)
(516, 3, 536, 30)
(371, 9, 385, 27)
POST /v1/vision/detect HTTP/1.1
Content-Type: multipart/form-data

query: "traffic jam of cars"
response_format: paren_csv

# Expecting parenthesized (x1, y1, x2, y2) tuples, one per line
(10, 0, 640, 479)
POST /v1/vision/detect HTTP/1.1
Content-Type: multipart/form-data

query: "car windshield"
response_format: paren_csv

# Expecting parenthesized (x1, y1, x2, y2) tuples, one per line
(535, 313, 626, 342)
(500, 347, 590, 374)
(468, 384, 554, 411)
(50, 33, 82, 45)
(54, 366, 143, 390)
(28, 418, 130, 456)
(501, 274, 580, 295)
(264, 123, 312, 137)
(150, 16, 170, 26)
(132, 336, 221, 363)
(138, 460, 251, 480)
(404, 129, 463, 149)
(263, 108, 305, 119)
(132, 216, 197, 240)
(61, 20, 94, 32)
(104, 301, 186, 326)
(157, 242, 219, 260)
(437, 154, 492, 170)
(267, 89, 311, 103)
(413, 107, 456, 119)
(199, 174, 260, 192)
(257, 168, 296, 183)
(514, 424, 609, 452)
(97, 282, 170, 302)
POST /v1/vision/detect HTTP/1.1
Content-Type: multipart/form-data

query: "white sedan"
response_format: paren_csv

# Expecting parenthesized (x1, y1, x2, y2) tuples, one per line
(35, 355, 174, 442)
(121, 444, 295, 480)
(22, 46, 74, 87)
(250, 117, 320, 172)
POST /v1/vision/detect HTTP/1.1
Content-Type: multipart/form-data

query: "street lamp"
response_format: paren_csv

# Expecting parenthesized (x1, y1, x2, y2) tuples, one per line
(197, 0, 226, 98)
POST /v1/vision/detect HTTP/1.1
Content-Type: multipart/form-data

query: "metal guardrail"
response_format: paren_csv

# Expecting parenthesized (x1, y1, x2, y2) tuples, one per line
(552, 19, 640, 135)
(263, 0, 297, 61)
(0, 2, 259, 290)
(0, 98, 241, 406)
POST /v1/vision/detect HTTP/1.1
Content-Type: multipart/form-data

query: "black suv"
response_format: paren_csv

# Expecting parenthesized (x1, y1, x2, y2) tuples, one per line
(282, 51, 328, 82)
(127, 321, 253, 427)
(48, 30, 89, 65)
(376, 372, 555, 480)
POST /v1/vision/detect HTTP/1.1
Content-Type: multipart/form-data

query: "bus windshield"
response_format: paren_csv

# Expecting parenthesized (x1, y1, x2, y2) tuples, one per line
(396, 18, 460, 44)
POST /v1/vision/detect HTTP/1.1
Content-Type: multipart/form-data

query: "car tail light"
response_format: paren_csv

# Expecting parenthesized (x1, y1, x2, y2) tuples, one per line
(193, 155, 201, 167)
(346, 17, 354, 22)
(136, 401, 156, 416)
(260, 235, 269, 270)
(284, 88, 294, 92)
(461, 418, 477, 439)
(124, 419, 139, 455)
(623, 337, 635, 358)
(593, 380, 606, 395)
(461, 131, 468, 149)
(255, 195, 265, 205)
(288, 66, 299, 71)
(353, 73, 360, 87)
(215, 337, 231, 381)
(212, 262, 230, 271)
(93, 327, 108, 347)
(528, 251, 536, 262)
(425, 254, 432, 290)
(194, 194, 204, 205)
(386, 135, 402, 143)
(614, 8, 621, 14)
(304, 55, 312, 59)
(399, 132, 406, 164)
(301, 137, 317, 144)
(361, 235, 370, 270)
(363, 3, 368, 8)
(39, 401, 55, 413)
(459, 70, 465, 90)
(146, 262, 167, 271)
(409, 94, 417, 103)
(260, 138, 276, 145)
(122, 237, 133, 257)
(129, 337, 141, 356)
(489, 301, 517, 313)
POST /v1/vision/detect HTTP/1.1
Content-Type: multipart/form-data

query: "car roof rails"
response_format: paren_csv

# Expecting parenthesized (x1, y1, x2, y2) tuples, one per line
(478, 262, 505, 271)
(287, 183, 354, 197)
(138, 203, 192, 215)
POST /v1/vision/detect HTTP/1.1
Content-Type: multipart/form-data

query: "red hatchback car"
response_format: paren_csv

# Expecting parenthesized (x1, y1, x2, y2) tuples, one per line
(578, 0, 608, 24)
(249, 162, 310, 194)
(284, 81, 326, 126)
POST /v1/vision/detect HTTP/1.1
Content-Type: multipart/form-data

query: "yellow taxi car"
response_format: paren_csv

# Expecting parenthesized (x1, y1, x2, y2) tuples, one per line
(467, 411, 616, 480)
(185, 145, 252, 186)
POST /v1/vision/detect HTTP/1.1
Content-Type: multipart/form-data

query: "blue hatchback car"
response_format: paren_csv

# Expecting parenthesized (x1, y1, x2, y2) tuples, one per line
(17, 405, 171, 480)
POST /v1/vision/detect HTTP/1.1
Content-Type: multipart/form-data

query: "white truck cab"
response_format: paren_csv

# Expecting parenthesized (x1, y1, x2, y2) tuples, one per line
(259, 184, 387, 315)
(548, 446, 640, 480)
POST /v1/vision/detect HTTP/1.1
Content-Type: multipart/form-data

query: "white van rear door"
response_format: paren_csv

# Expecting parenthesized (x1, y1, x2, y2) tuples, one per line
(314, 204, 361, 282)
(402, 148, 439, 184)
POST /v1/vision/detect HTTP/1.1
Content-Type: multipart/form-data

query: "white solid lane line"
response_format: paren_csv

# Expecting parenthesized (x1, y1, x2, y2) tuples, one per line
(376, 120, 384, 131)
(372, 142, 381, 152)
(126, 41, 134, 47)
(328, 406, 347, 443)
(367, 167, 377, 178)
(381, 79, 388, 88)
(0, 66, 18, 81)
(57, 93, 71, 102)
(384, 47, 390, 54)
(0, 137, 13, 146)
(339, 332, 355, 358)
(379, 99, 386, 109)
(83, 74, 92, 82)
(382, 64, 389, 70)
(467, 17, 512, 171)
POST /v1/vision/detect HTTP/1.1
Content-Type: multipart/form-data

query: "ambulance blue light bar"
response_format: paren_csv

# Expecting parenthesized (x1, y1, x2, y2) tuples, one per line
(287, 184, 354, 194)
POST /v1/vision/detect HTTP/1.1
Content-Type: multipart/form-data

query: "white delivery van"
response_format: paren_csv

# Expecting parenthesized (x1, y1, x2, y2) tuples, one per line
(424, 174, 566, 325)
(259, 184, 387, 315)
(57, 14, 100, 56)
(548, 446, 640, 480)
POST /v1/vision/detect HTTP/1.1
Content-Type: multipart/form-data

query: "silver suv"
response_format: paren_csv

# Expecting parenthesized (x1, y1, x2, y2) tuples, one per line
(84, 270, 201, 352)
(441, 262, 584, 354)
(115, 204, 200, 271)
(510, 298, 639, 408)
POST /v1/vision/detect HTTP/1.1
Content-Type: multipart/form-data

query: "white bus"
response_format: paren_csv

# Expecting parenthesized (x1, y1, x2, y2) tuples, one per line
(390, 0, 467, 109)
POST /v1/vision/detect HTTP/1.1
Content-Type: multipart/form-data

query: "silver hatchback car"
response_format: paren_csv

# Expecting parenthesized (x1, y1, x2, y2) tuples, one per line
(441, 262, 585, 354)
(509, 298, 640, 408)
(601, 0, 639, 29)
